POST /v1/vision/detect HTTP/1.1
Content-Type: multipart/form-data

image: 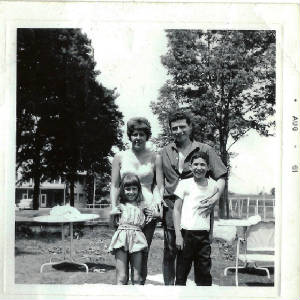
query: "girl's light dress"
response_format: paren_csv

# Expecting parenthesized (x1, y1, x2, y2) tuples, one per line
(108, 203, 148, 254)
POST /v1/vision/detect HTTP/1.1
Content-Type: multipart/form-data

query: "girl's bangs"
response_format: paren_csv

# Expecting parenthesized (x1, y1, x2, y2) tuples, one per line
(122, 174, 140, 188)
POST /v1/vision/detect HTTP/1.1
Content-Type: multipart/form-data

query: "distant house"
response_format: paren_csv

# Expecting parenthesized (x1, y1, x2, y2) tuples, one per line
(15, 171, 88, 208)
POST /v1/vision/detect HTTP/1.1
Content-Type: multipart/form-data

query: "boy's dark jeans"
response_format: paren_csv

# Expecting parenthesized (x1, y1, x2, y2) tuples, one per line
(175, 229, 212, 286)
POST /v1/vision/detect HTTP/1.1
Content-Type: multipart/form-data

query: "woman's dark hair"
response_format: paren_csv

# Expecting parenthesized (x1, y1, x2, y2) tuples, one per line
(127, 117, 152, 141)
(168, 110, 192, 128)
(119, 173, 143, 204)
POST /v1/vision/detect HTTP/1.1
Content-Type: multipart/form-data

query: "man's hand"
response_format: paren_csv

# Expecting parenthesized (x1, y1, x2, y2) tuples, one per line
(175, 234, 184, 251)
(195, 190, 220, 217)
(198, 201, 214, 217)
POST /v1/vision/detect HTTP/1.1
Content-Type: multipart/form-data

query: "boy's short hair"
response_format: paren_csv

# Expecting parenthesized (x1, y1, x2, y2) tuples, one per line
(168, 110, 192, 128)
(190, 151, 209, 165)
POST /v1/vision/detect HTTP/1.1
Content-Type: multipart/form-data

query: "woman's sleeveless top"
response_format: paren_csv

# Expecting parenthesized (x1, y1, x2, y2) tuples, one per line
(119, 149, 155, 208)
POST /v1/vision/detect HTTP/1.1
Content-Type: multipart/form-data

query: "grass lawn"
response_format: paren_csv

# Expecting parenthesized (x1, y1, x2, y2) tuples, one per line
(15, 224, 274, 286)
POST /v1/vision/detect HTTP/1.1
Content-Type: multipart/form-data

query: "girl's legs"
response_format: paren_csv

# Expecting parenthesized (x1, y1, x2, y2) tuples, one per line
(129, 251, 143, 285)
(115, 249, 129, 285)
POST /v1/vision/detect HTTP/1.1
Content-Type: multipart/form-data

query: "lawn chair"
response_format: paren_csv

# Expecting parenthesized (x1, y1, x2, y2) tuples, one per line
(227, 220, 275, 286)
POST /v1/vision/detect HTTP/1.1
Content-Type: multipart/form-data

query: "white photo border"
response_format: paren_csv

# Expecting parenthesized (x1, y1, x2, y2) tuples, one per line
(0, 1, 299, 299)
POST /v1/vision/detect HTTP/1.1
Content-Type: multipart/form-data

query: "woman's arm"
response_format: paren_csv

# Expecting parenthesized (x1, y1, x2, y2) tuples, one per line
(155, 154, 164, 197)
(155, 153, 167, 207)
(110, 153, 121, 212)
(151, 185, 163, 218)
(145, 153, 163, 219)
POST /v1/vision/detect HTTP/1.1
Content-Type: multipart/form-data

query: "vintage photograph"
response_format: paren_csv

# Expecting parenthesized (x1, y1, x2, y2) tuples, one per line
(14, 26, 277, 288)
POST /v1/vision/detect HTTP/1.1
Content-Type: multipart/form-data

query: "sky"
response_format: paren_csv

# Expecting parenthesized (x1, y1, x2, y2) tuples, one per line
(82, 25, 276, 195)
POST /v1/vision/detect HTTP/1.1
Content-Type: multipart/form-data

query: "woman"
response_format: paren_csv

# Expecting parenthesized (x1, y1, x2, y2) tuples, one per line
(110, 117, 162, 285)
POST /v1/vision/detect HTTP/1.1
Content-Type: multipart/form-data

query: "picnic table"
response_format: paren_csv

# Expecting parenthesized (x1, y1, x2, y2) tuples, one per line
(33, 213, 99, 273)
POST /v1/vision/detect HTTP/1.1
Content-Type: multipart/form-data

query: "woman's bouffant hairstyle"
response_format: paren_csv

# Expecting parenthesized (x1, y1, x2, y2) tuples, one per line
(119, 173, 143, 204)
(127, 117, 152, 141)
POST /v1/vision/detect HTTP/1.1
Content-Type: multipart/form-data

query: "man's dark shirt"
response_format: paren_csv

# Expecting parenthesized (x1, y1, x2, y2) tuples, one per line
(160, 141, 227, 229)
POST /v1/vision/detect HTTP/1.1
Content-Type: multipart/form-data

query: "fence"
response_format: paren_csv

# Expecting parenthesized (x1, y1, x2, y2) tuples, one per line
(228, 197, 275, 220)
(86, 203, 111, 209)
(86, 198, 275, 221)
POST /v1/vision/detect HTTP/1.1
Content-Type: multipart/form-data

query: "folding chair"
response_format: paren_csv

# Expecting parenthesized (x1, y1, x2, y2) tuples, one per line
(225, 220, 275, 286)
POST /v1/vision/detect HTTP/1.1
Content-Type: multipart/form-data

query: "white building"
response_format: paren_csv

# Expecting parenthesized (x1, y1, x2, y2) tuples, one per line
(15, 172, 88, 208)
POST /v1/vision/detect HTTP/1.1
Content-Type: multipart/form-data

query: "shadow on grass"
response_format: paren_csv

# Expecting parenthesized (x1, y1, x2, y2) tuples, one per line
(15, 229, 62, 243)
(227, 266, 274, 276)
(52, 262, 115, 272)
(245, 282, 274, 287)
(145, 279, 164, 286)
(15, 246, 44, 256)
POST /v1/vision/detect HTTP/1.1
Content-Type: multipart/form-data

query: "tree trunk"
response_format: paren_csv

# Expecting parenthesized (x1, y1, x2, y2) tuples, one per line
(219, 185, 228, 218)
(218, 142, 229, 219)
(70, 178, 75, 207)
(220, 178, 230, 218)
(32, 173, 40, 210)
(65, 180, 70, 204)
(86, 172, 94, 204)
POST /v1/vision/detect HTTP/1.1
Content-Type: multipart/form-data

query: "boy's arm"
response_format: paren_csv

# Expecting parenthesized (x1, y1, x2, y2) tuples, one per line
(173, 197, 184, 250)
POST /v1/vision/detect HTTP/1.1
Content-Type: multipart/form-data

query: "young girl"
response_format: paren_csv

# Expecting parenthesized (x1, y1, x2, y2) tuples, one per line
(108, 173, 148, 285)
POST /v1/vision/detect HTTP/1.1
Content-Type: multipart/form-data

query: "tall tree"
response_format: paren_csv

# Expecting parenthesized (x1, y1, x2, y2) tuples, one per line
(151, 30, 275, 218)
(17, 28, 124, 209)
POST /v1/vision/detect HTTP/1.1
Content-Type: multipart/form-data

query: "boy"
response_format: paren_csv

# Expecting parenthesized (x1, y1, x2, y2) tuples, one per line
(156, 110, 227, 285)
(173, 151, 218, 286)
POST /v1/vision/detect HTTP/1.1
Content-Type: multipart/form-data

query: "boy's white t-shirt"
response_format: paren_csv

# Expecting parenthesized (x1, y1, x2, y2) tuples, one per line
(174, 177, 218, 231)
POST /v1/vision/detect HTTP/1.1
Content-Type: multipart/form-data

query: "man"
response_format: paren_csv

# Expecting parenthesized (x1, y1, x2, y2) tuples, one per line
(156, 110, 227, 285)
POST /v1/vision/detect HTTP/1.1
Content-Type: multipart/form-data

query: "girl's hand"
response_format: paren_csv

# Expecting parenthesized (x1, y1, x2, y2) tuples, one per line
(161, 199, 168, 208)
(154, 203, 163, 219)
(113, 214, 120, 227)
(175, 235, 184, 251)
(110, 206, 122, 215)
